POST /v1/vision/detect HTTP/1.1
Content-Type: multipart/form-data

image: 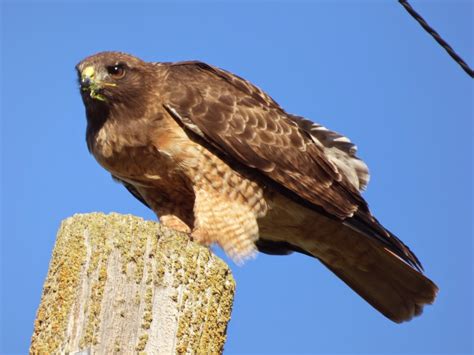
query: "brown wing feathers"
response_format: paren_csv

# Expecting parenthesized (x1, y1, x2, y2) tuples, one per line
(164, 63, 363, 218)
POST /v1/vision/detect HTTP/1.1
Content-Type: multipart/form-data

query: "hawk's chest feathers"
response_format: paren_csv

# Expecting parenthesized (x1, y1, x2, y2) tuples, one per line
(87, 113, 201, 185)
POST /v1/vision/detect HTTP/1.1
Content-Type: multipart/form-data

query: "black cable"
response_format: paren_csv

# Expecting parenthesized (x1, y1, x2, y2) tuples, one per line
(399, 0, 473, 78)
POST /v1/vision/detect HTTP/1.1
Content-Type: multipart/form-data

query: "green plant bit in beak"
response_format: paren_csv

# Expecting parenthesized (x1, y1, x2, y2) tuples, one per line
(90, 90, 107, 102)
(81, 82, 107, 102)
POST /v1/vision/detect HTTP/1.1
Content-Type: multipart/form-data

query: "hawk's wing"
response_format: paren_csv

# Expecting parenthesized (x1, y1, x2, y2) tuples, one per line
(162, 61, 366, 220)
(160, 61, 422, 271)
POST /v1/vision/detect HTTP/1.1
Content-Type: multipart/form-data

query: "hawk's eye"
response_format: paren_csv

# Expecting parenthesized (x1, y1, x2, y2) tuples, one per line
(106, 64, 126, 78)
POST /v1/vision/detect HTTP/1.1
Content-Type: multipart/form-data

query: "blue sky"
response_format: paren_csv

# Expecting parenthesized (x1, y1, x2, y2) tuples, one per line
(1, 1, 472, 354)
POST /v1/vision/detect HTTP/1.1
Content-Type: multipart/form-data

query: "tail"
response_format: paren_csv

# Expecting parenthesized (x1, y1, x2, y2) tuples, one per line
(257, 194, 438, 322)
(303, 222, 438, 323)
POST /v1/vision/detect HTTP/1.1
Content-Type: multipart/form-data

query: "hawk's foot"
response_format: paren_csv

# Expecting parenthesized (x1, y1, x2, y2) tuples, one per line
(159, 215, 192, 234)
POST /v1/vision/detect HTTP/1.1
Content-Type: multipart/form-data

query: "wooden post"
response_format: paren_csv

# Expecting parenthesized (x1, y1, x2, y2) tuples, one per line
(30, 213, 235, 354)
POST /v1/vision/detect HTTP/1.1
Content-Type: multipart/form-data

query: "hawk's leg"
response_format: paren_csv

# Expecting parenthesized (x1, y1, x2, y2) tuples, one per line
(192, 189, 259, 263)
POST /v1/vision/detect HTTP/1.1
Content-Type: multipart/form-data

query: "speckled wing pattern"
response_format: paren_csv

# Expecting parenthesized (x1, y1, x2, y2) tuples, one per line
(160, 61, 422, 271)
(162, 61, 368, 219)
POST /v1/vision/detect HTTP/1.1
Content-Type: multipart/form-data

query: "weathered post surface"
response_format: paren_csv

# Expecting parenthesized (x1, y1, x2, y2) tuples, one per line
(30, 213, 235, 354)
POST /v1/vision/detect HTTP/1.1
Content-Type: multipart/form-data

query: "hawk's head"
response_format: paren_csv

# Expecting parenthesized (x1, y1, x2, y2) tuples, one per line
(76, 51, 152, 110)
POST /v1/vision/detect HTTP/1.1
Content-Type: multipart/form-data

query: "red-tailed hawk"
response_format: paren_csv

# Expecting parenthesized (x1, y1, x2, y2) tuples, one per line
(76, 51, 438, 322)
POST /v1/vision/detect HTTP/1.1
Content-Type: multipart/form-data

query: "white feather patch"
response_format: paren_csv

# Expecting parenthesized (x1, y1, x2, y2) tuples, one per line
(290, 115, 370, 191)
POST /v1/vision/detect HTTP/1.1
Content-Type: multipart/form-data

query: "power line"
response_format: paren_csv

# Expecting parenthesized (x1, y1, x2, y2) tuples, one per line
(399, 0, 473, 78)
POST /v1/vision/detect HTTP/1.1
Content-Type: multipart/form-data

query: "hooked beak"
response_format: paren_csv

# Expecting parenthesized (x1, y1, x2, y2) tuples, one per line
(79, 66, 107, 101)
(80, 66, 96, 88)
